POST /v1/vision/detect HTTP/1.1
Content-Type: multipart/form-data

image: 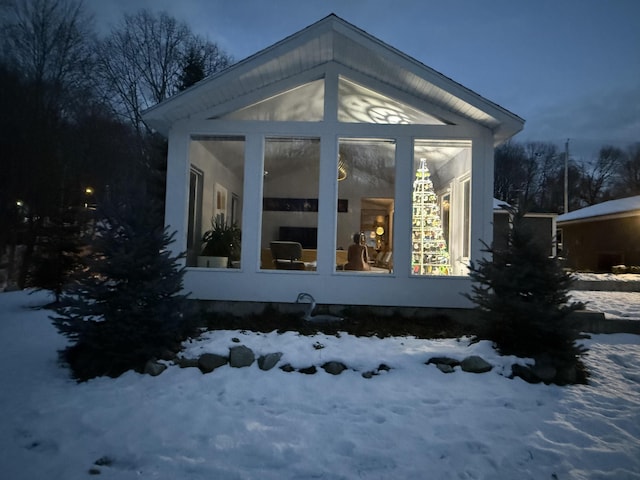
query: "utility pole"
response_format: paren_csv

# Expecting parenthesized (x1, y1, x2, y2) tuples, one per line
(564, 139, 570, 213)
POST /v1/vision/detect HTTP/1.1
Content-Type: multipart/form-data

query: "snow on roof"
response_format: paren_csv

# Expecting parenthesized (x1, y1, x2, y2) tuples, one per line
(493, 198, 511, 211)
(557, 195, 640, 224)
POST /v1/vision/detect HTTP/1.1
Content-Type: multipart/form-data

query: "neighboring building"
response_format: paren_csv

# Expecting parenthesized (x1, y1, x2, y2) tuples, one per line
(493, 199, 557, 257)
(556, 195, 640, 272)
(142, 14, 524, 308)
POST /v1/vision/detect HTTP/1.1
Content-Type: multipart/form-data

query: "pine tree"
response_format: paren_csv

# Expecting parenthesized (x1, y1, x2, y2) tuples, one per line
(51, 194, 189, 380)
(465, 205, 585, 366)
(177, 47, 205, 91)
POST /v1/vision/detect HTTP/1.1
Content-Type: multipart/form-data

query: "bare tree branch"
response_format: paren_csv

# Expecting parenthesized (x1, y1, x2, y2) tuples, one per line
(95, 9, 233, 136)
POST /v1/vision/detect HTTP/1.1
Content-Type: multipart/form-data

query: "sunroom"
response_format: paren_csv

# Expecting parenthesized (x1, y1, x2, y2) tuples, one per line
(143, 14, 524, 309)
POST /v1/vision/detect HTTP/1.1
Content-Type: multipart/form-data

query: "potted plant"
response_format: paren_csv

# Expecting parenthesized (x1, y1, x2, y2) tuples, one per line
(197, 215, 241, 268)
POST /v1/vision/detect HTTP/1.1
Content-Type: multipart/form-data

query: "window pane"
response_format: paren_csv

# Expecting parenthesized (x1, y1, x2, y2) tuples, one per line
(188, 136, 245, 268)
(337, 138, 396, 273)
(412, 140, 471, 276)
(261, 138, 320, 271)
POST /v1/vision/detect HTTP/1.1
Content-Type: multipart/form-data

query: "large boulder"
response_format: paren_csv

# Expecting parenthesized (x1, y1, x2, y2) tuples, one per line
(258, 352, 283, 371)
(198, 353, 228, 373)
(175, 357, 200, 369)
(436, 363, 455, 374)
(427, 356, 460, 373)
(229, 345, 255, 368)
(362, 364, 392, 379)
(144, 360, 167, 377)
(298, 366, 317, 375)
(322, 361, 347, 375)
(460, 355, 492, 373)
(426, 356, 460, 367)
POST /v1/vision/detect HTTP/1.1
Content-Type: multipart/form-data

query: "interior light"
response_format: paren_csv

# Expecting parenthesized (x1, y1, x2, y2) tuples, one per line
(338, 155, 347, 181)
(375, 226, 385, 236)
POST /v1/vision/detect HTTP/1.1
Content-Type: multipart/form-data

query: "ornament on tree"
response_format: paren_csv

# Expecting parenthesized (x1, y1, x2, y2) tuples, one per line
(411, 158, 450, 275)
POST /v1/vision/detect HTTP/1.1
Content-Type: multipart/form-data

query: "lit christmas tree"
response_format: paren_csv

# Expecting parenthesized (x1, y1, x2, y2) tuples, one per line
(412, 158, 450, 275)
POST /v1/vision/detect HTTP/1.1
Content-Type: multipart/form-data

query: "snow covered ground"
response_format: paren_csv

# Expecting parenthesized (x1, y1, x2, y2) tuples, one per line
(571, 272, 640, 321)
(571, 290, 640, 321)
(0, 290, 639, 479)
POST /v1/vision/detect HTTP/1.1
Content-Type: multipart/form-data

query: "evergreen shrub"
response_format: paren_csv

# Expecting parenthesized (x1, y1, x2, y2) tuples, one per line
(51, 195, 191, 380)
(465, 206, 587, 381)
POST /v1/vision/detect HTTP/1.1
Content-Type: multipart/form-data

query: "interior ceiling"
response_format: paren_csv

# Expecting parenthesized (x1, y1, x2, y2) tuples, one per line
(217, 77, 447, 126)
(195, 137, 466, 185)
(219, 79, 325, 121)
(338, 77, 446, 125)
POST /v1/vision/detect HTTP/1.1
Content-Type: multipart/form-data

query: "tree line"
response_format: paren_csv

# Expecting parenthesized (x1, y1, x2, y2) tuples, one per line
(495, 140, 640, 213)
(0, 0, 232, 290)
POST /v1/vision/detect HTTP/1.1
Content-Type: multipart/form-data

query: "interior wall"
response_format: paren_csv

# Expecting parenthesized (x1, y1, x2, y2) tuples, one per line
(336, 173, 394, 250)
(432, 148, 471, 188)
(189, 140, 244, 241)
(261, 151, 320, 248)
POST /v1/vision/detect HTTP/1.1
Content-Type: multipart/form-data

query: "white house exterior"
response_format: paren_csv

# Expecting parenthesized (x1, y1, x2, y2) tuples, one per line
(142, 14, 524, 308)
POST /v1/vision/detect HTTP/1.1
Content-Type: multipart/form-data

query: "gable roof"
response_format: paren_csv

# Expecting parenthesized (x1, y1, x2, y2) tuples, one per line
(143, 14, 524, 142)
(557, 195, 640, 225)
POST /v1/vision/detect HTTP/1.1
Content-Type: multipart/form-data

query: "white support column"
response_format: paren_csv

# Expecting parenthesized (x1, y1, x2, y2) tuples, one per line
(165, 125, 190, 264)
(242, 134, 264, 271)
(316, 70, 340, 274)
(393, 136, 413, 277)
(470, 130, 494, 265)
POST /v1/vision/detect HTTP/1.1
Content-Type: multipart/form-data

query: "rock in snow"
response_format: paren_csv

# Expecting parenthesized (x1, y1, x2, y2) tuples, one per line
(460, 355, 493, 373)
(198, 353, 228, 373)
(322, 361, 348, 375)
(229, 345, 255, 368)
(258, 352, 283, 371)
(144, 360, 167, 377)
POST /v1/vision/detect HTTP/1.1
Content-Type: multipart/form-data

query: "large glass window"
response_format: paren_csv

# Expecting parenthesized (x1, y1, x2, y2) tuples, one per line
(261, 138, 320, 271)
(188, 136, 245, 268)
(412, 140, 471, 276)
(336, 138, 396, 273)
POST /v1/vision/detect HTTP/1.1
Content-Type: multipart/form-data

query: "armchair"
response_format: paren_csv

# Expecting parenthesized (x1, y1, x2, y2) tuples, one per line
(270, 241, 306, 270)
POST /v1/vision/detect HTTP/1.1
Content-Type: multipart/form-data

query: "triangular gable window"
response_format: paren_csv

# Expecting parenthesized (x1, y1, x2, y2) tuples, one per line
(338, 77, 446, 125)
(217, 79, 324, 121)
